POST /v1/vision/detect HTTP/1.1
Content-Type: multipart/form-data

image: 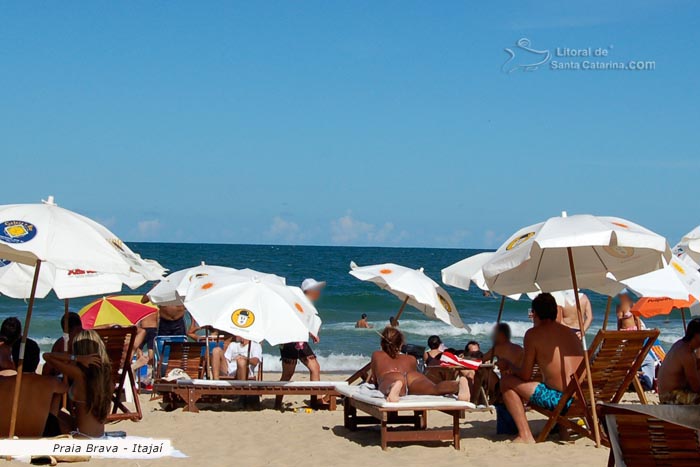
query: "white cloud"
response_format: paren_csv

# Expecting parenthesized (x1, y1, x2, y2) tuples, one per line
(267, 216, 304, 243)
(136, 219, 161, 239)
(330, 214, 407, 245)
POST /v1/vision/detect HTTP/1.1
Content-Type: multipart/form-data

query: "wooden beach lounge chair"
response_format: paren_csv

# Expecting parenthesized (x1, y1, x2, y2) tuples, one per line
(154, 379, 347, 412)
(95, 326, 142, 422)
(601, 403, 700, 467)
(532, 329, 659, 445)
(338, 384, 488, 450)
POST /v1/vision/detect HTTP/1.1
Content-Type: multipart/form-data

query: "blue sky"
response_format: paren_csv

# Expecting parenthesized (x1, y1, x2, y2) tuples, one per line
(1, 1, 698, 248)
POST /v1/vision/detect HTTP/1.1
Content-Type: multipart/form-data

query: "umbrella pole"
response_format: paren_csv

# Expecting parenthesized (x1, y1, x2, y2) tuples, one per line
(246, 342, 252, 380)
(601, 296, 612, 331)
(394, 297, 409, 321)
(566, 248, 601, 448)
(205, 327, 211, 379)
(496, 295, 506, 324)
(63, 298, 70, 352)
(681, 308, 687, 333)
(9, 259, 42, 437)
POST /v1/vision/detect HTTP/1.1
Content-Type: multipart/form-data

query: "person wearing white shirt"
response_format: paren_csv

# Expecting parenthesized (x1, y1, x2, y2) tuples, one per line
(211, 337, 262, 381)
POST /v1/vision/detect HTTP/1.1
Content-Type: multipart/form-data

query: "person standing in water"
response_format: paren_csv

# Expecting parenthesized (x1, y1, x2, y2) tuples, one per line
(355, 314, 372, 328)
(275, 278, 325, 409)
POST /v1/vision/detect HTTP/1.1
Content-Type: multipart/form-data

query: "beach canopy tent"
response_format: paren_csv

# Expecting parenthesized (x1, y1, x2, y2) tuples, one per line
(79, 295, 159, 329)
(183, 273, 321, 345)
(0, 196, 164, 437)
(350, 261, 465, 328)
(481, 212, 671, 447)
(147, 262, 285, 306)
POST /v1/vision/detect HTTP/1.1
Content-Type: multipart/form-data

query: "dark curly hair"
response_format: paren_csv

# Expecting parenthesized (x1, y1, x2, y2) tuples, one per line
(380, 327, 404, 359)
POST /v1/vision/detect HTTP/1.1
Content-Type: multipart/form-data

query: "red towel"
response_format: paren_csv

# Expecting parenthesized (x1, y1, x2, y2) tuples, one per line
(439, 351, 481, 370)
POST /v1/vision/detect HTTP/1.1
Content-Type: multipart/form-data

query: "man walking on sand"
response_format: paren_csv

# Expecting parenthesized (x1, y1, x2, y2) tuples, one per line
(499, 293, 584, 443)
(275, 278, 325, 409)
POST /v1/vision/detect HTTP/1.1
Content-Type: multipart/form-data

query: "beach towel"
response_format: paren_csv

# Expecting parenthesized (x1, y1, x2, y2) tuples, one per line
(439, 352, 481, 370)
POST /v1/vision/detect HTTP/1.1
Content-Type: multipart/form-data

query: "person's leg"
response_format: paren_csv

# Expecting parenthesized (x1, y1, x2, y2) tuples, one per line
(211, 347, 226, 380)
(236, 358, 248, 381)
(275, 359, 297, 409)
(500, 375, 540, 443)
(407, 372, 469, 400)
(378, 373, 406, 402)
(133, 327, 147, 352)
(300, 356, 322, 405)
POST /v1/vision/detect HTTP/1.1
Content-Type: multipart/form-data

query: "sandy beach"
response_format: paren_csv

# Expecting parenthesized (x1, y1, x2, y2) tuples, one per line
(11, 372, 654, 467)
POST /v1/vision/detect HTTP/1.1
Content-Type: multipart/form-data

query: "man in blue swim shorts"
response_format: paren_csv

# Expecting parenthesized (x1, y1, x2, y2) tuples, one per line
(497, 293, 584, 443)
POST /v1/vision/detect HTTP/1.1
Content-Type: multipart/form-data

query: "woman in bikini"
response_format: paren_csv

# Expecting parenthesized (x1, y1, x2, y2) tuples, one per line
(43, 330, 112, 438)
(370, 327, 470, 402)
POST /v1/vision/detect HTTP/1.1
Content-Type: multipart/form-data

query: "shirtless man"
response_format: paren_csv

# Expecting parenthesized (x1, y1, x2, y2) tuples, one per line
(0, 373, 67, 437)
(156, 304, 188, 336)
(557, 290, 593, 338)
(484, 323, 524, 366)
(371, 326, 470, 402)
(355, 314, 372, 329)
(499, 293, 584, 443)
(657, 318, 700, 405)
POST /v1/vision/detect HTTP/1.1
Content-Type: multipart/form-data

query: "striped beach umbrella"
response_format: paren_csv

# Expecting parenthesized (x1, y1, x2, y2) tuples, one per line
(79, 295, 157, 328)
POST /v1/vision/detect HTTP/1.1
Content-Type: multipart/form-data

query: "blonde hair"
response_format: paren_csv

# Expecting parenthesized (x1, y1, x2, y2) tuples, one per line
(380, 327, 404, 359)
(72, 330, 112, 423)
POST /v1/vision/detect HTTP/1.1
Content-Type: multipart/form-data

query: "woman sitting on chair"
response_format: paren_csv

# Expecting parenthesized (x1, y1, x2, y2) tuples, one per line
(371, 327, 470, 402)
(43, 330, 112, 438)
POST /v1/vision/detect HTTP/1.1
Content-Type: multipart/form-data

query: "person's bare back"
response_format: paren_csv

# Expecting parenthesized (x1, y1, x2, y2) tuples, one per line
(657, 339, 700, 395)
(559, 293, 593, 335)
(494, 342, 524, 367)
(526, 321, 583, 392)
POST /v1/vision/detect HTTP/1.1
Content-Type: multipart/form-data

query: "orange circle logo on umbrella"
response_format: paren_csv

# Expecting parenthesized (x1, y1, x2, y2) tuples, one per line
(612, 222, 629, 229)
(506, 232, 535, 251)
(201, 282, 214, 290)
(231, 309, 255, 328)
(294, 302, 304, 313)
(380, 269, 393, 274)
(603, 246, 635, 259)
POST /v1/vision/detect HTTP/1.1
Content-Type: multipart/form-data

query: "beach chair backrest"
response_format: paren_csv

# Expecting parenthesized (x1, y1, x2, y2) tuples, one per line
(154, 335, 189, 377)
(576, 329, 659, 406)
(162, 341, 205, 379)
(95, 326, 137, 387)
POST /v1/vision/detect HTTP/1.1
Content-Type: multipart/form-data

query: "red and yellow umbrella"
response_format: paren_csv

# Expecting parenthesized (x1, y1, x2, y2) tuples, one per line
(79, 295, 158, 329)
(632, 296, 695, 318)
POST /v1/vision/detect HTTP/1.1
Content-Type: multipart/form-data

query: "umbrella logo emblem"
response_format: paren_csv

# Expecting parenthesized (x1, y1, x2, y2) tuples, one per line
(231, 309, 255, 328)
(201, 282, 214, 290)
(294, 302, 304, 313)
(380, 268, 393, 274)
(602, 246, 635, 258)
(0, 221, 37, 244)
(506, 232, 535, 251)
(0, 258, 10, 267)
(438, 294, 452, 312)
(672, 261, 686, 275)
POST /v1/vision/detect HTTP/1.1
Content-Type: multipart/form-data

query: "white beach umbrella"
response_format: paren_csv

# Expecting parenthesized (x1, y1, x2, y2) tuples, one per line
(672, 225, 700, 269)
(349, 261, 464, 328)
(622, 256, 700, 302)
(0, 195, 165, 437)
(0, 257, 164, 299)
(148, 262, 286, 305)
(183, 274, 321, 345)
(482, 212, 671, 447)
(483, 214, 671, 296)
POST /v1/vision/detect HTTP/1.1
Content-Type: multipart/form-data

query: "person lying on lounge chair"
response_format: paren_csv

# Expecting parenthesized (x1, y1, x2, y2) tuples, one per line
(370, 327, 470, 402)
(498, 293, 584, 443)
(212, 336, 262, 381)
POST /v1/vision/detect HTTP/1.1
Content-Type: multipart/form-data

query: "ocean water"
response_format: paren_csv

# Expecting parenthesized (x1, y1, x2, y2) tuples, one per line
(0, 243, 687, 372)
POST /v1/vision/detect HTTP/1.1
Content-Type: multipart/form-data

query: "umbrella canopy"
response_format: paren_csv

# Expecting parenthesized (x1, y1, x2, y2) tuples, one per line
(79, 295, 158, 328)
(0, 197, 162, 278)
(442, 252, 522, 299)
(183, 274, 321, 345)
(148, 262, 285, 306)
(632, 297, 694, 318)
(483, 214, 671, 296)
(672, 225, 700, 269)
(349, 261, 464, 328)
(624, 256, 700, 303)
(0, 258, 164, 299)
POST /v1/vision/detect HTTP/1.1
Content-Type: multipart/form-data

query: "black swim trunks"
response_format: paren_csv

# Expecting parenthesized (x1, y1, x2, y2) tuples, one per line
(140, 327, 157, 350)
(157, 317, 186, 336)
(280, 342, 316, 362)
